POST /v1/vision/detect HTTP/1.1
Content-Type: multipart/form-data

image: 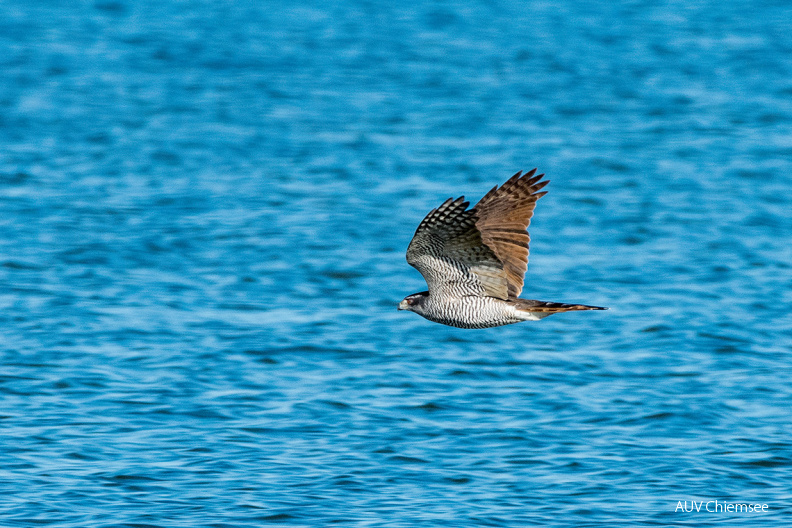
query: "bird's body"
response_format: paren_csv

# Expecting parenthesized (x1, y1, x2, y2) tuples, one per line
(402, 294, 542, 329)
(399, 169, 606, 328)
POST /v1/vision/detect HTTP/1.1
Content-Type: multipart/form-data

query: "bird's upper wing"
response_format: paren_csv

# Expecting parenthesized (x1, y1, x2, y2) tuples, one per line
(406, 170, 548, 300)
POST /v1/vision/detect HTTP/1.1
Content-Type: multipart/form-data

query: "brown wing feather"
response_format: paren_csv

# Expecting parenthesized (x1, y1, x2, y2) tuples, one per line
(473, 169, 548, 299)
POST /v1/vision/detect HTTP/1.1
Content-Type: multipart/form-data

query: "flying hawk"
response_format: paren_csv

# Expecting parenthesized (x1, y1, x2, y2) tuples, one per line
(398, 169, 606, 328)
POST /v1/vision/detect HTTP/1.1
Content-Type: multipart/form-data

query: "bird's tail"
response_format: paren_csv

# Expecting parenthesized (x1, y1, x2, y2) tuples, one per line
(511, 299, 608, 319)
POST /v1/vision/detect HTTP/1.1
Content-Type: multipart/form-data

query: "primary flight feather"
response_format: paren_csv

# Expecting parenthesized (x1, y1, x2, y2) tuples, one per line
(398, 169, 607, 328)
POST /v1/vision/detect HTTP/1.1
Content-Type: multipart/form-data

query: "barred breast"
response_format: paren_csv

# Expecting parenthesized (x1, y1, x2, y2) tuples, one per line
(421, 295, 523, 329)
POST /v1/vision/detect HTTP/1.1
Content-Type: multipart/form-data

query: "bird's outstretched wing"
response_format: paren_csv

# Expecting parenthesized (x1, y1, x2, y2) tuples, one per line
(406, 169, 548, 300)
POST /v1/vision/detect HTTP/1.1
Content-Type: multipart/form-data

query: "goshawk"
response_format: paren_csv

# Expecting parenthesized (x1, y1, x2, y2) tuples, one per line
(398, 169, 606, 328)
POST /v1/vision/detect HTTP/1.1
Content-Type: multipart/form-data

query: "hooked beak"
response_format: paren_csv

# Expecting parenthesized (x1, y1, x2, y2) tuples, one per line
(398, 300, 408, 311)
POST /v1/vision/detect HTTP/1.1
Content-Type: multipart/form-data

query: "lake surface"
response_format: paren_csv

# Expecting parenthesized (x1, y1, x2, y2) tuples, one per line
(1, 1, 791, 526)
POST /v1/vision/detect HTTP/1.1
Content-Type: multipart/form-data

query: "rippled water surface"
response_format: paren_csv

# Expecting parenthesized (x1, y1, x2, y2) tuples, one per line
(2, 1, 792, 526)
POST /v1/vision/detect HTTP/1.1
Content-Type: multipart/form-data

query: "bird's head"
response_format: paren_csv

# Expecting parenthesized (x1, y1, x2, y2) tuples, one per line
(398, 291, 429, 314)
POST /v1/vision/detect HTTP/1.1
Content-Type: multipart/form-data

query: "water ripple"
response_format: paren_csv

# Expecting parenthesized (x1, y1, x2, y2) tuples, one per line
(2, 0, 792, 526)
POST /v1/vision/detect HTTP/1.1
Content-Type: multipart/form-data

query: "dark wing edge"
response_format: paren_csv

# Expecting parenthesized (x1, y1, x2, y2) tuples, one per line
(406, 195, 470, 267)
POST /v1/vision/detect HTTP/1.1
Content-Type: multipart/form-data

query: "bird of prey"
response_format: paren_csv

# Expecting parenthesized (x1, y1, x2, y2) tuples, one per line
(398, 169, 606, 328)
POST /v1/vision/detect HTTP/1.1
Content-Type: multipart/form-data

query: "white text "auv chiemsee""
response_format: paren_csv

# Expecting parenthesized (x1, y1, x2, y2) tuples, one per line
(676, 501, 768, 513)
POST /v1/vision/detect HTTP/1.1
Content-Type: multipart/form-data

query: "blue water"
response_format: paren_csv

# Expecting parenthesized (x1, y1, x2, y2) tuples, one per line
(2, 1, 791, 526)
